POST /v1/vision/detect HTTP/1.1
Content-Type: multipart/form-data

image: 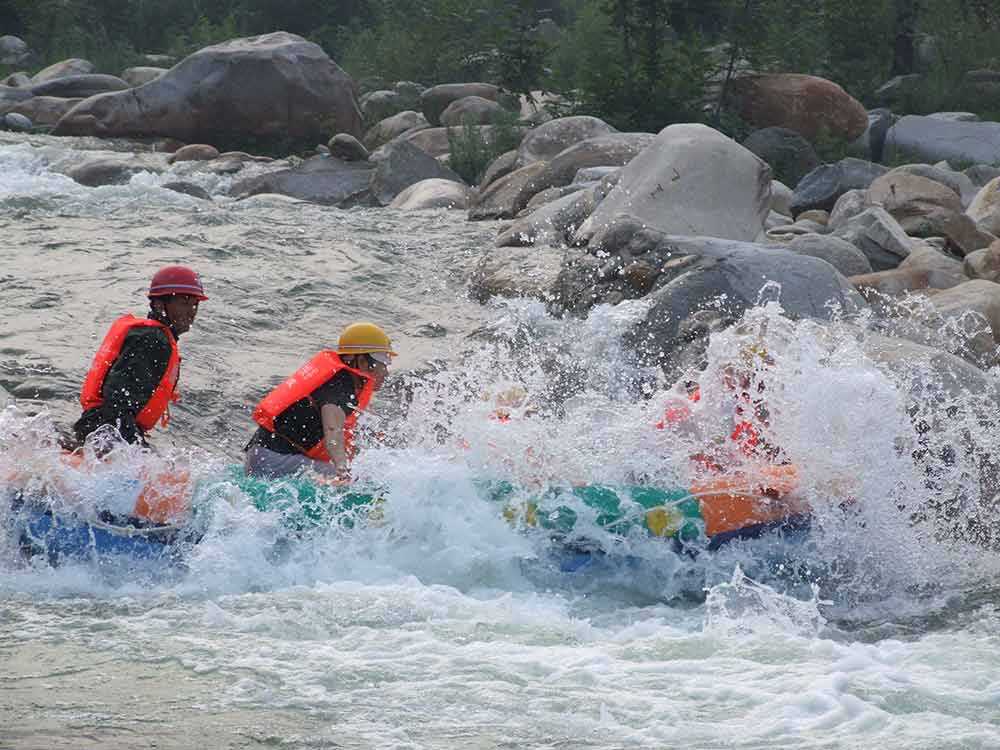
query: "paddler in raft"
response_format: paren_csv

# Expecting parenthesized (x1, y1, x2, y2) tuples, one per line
(244, 322, 395, 480)
(72, 265, 207, 449)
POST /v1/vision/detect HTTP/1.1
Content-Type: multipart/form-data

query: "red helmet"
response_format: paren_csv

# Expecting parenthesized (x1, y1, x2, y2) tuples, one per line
(148, 266, 208, 300)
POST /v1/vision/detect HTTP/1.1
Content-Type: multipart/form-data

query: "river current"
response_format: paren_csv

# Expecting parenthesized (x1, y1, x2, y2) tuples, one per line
(2, 132, 1000, 749)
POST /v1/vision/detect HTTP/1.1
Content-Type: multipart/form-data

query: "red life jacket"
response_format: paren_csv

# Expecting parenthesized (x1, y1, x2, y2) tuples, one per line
(79, 314, 180, 432)
(252, 351, 375, 461)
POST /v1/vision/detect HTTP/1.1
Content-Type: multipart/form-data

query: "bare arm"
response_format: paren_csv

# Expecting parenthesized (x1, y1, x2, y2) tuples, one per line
(320, 403, 350, 477)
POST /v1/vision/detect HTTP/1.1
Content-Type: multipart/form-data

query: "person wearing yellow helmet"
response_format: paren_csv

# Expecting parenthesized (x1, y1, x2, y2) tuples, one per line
(244, 322, 396, 480)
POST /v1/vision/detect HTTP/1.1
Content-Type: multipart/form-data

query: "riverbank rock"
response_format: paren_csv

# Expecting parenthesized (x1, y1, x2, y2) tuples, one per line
(516, 116, 616, 166)
(121, 67, 167, 87)
(468, 161, 549, 220)
(162, 181, 212, 200)
(2, 112, 32, 131)
(964, 241, 1000, 281)
(389, 178, 469, 210)
(890, 163, 977, 207)
(52, 32, 362, 145)
(742, 127, 819, 186)
(849, 109, 894, 163)
(65, 154, 167, 187)
(834, 207, 914, 271)
(440, 96, 506, 127)
(2, 72, 31, 87)
(421, 83, 499, 126)
(0, 85, 32, 108)
(402, 127, 452, 158)
(31, 74, 128, 98)
(363, 111, 428, 150)
(1, 96, 83, 127)
(479, 150, 519, 191)
(360, 90, 405, 123)
(229, 155, 375, 206)
(328, 133, 369, 162)
(0, 36, 29, 65)
(791, 158, 888, 215)
(574, 124, 770, 247)
(470, 245, 563, 303)
(168, 144, 220, 163)
(884, 116, 1000, 166)
(728, 74, 868, 142)
(968, 177, 1000, 236)
(369, 139, 463, 206)
(925, 280, 1000, 364)
(495, 188, 598, 247)
(788, 234, 872, 277)
(533, 132, 656, 198)
(32, 59, 94, 83)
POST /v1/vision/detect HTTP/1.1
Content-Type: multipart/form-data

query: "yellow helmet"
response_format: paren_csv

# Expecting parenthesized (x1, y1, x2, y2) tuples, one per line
(337, 322, 397, 357)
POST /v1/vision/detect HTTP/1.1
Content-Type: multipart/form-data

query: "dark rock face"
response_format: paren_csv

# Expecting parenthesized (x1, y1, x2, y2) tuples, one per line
(791, 158, 888, 215)
(368, 139, 463, 206)
(52, 33, 362, 146)
(742, 127, 819, 186)
(229, 155, 375, 206)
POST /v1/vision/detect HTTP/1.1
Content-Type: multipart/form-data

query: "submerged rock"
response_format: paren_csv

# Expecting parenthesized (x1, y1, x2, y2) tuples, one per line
(389, 178, 469, 210)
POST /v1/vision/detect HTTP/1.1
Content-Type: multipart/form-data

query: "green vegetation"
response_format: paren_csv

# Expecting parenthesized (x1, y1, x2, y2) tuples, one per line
(3, 0, 999, 135)
(446, 110, 523, 184)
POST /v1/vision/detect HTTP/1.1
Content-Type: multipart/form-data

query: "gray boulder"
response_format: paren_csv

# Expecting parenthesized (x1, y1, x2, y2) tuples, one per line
(4, 96, 82, 127)
(834, 207, 914, 271)
(328, 133, 369, 162)
(742, 127, 819, 186)
(848, 108, 894, 163)
(389, 178, 469, 210)
(478, 150, 519, 191)
(468, 161, 549, 220)
(0, 84, 32, 107)
(421, 83, 499, 126)
(369, 139, 463, 206)
(470, 245, 563, 304)
(576, 124, 770, 248)
(898, 243, 967, 289)
(122, 67, 167, 87)
(363, 110, 428, 151)
(964, 241, 1000, 282)
(2, 72, 31, 87)
(516, 116, 616, 166)
(788, 234, 873, 277)
(496, 188, 598, 247)
(229, 155, 375, 206)
(52, 33, 362, 143)
(791, 158, 888, 215)
(0, 35, 29, 65)
(167, 144, 220, 163)
(968, 177, 1000, 237)
(885, 116, 1000, 166)
(965, 165, 1000, 188)
(828, 189, 868, 231)
(2, 112, 32, 131)
(360, 90, 404, 123)
(31, 74, 129, 99)
(31, 58, 94, 83)
(440, 95, 506, 127)
(890, 163, 977, 207)
(65, 155, 167, 187)
(536, 133, 656, 196)
(162, 181, 212, 200)
(928, 112, 980, 123)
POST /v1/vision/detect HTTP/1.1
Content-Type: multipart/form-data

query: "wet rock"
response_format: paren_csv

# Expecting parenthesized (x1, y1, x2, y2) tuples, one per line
(791, 158, 888, 215)
(469, 161, 549, 220)
(574, 166, 619, 184)
(121, 67, 167, 87)
(968, 177, 1000, 237)
(31, 74, 129, 99)
(788, 234, 872, 277)
(328, 133, 369, 162)
(369, 139, 463, 206)
(850, 267, 934, 299)
(363, 110, 428, 151)
(2, 112, 32, 132)
(162, 181, 212, 200)
(926, 279, 1000, 361)
(168, 144, 220, 163)
(66, 155, 167, 187)
(898, 243, 967, 289)
(230, 155, 375, 206)
(828, 189, 868, 231)
(575, 124, 770, 247)
(496, 189, 597, 247)
(834, 207, 914, 271)
(963, 240, 1000, 282)
(32, 58, 94, 83)
(440, 95, 505, 127)
(478, 150, 519, 191)
(516, 116, 616, 166)
(524, 184, 587, 212)
(421, 83, 499, 126)
(742, 127, 819, 186)
(53, 33, 362, 143)
(470, 245, 563, 303)
(389, 178, 469, 210)
(0, 35, 29, 65)
(729, 74, 868, 142)
(885, 116, 1000, 167)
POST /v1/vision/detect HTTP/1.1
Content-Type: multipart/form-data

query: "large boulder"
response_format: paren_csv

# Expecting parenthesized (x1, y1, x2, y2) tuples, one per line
(516, 116, 616, 166)
(402, 126, 453, 158)
(31, 74, 129, 98)
(389, 178, 470, 210)
(421, 83, 499, 126)
(495, 188, 598, 248)
(926, 280, 1000, 362)
(2, 96, 83, 127)
(535, 133, 656, 195)
(834, 207, 914, 271)
(884, 116, 1000, 166)
(369, 139, 463, 206)
(31, 58, 94, 83)
(890, 163, 977, 207)
(52, 33, 363, 144)
(328, 133, 369, 162)
(468, 161, 549, 220)
(867, 171, 993, 256)
(478, 149, 519, 191)
(968, 177, 1000, 237)
(121, 67, 167, 87)
(229, 155, 375, 206)
(788, 234, 873, 277)
(791, 158, 888, 215)
(440, 95, 506, 127)
(65, 155, 167, 187)
(0, 84, 32, 108)
(618, 237, 865, 363)
(574, 124, 770, 247)
(2, 112, 32, 132)
(359, 90, 405, 123)
(742, 127, 819, 187)
(898, 243, 967, 289)
(0, 36, 29, 65)
(728, 74, 868, 142)
(363, 110, 428, 151)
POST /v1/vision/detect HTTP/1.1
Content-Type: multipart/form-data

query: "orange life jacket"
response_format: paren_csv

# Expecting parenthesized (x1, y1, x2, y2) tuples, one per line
(79, 314, 180, 432)
(252, 351, 375, 461)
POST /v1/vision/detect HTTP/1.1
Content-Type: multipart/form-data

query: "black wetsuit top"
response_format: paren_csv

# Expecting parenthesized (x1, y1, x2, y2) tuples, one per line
(73, 325, 174, 446)
(250, 370, 358, 455)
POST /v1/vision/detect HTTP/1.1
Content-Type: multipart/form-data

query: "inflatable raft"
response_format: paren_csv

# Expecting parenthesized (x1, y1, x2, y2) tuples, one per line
(5, 456, 807, 567)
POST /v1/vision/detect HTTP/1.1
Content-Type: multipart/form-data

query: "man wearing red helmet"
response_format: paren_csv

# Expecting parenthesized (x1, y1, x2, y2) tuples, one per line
(72, 266, 207, 447)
